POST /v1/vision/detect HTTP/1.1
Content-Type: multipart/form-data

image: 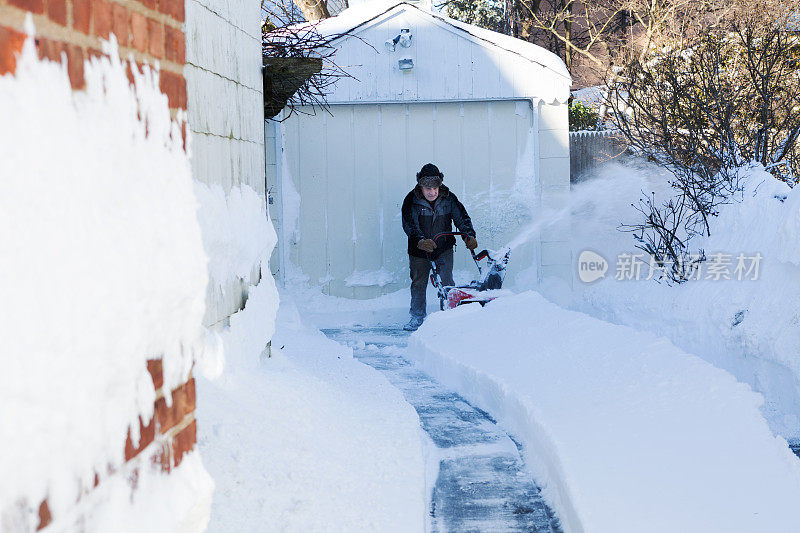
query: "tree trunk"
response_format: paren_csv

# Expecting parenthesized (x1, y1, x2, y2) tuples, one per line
(564, 2, 572, 70)
(293, 0, 330, 21)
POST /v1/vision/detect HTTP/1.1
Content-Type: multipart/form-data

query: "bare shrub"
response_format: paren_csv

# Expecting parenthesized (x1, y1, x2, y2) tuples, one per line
(604, 1, 800, 281)
(262, 0, 365, 119)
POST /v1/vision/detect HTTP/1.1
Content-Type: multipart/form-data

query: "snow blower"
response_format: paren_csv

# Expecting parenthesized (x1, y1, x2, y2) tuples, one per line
(428, 232, 512, 310)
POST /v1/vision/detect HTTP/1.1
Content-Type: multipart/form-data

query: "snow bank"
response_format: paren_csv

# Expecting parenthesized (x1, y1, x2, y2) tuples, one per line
(193, 183, 276, 287)
(344, 267, 395, 287)
(74, 452, 213, 532)
(282, 272, 408, 327)
(559, 162, 800, 438)
(196, 289, 427, 531)
(0, 29, 215, 527)
(410, 291, 800, 533)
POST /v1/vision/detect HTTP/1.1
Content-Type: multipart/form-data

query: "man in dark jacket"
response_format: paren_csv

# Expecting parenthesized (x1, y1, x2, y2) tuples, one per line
(401, 163, 477, 331)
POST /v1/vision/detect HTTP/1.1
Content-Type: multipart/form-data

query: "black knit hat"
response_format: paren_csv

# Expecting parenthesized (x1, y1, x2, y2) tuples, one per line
(417, 163, 443, 188)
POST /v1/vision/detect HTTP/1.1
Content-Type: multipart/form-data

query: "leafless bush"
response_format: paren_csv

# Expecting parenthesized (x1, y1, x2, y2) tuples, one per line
(262, 0, 362, 120)
(604, 1, 800, 281)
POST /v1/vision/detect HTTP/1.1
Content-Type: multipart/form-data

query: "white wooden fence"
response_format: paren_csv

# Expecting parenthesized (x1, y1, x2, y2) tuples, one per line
(569, 130, 629, 182)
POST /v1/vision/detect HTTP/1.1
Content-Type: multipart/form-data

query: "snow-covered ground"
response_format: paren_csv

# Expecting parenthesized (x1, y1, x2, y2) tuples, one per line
(323, 326, 561, 532)
(541, 161, 800, 440)
(237, 164, 800, 530)
(196, 287, 428, 531)
(410, 291, 800, 532)
(208, 244, 800, 533)
(287, 274, 441, 329)
(195, 155, 800, 532)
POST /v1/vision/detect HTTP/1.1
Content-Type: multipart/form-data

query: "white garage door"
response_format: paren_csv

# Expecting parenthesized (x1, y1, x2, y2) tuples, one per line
(275, 100, 540, 298)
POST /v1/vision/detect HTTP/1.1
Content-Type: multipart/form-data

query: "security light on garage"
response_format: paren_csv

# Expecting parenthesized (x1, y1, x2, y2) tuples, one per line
(385, 29, 412, 52)
(398, 29, 412, 47)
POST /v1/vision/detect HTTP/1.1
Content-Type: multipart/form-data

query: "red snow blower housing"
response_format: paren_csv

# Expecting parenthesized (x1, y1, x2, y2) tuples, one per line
(428, 232, 511, 311)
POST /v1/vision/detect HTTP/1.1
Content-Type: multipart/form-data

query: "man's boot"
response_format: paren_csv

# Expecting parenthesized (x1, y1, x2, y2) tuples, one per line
(403, 316, 424, 331)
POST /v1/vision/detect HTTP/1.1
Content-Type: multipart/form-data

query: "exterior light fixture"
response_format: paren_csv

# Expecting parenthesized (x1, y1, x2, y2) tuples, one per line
(385, 29, 413, 52)
(398, 58, 414, 71)
(398, 28, 412, 48)
(385, 35, 399, 52)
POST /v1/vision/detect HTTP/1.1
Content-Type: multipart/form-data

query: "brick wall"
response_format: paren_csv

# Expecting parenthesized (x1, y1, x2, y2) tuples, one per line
(34, 362, 199, 530)
(0, 0, 186, 110)
(0, 0, 199, 529)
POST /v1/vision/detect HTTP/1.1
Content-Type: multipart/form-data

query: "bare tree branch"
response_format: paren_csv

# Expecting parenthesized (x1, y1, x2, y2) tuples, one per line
(262, 0, 374, 120)
(606, 0, 800, 281)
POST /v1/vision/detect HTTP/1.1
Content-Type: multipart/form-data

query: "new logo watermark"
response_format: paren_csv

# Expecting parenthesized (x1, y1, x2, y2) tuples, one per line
(577, 250, 763, 283)
(577, 250, 608, 283)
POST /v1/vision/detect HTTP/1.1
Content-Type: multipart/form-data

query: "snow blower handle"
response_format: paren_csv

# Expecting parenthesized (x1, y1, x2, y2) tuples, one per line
(431, 231, 472, 243)
(431, 232, 484, 274)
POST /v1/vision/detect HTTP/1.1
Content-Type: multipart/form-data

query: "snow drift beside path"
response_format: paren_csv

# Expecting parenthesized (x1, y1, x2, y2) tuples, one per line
(197, 290, 428, 531)
(560, 162, 800, 438)
(0, 29, 213, 528)
(410, 291, 800, 533)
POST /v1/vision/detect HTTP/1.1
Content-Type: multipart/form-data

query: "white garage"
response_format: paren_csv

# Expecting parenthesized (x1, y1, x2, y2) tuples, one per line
(267, 0, 572, 298)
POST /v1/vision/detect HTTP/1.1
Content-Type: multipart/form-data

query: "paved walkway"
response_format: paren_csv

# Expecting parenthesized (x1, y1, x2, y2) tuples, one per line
(322, 326, 561, 533)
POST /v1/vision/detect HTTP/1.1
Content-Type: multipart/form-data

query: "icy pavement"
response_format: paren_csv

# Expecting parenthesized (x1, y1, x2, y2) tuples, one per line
(322, 326, 561, 533)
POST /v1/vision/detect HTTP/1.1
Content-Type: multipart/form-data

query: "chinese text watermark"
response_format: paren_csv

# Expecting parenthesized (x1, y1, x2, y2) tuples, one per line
(577, 251, 763, 283)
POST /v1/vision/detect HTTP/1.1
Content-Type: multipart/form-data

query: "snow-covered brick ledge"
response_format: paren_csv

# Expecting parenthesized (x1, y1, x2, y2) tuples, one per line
(0, 31, 216, 531)
(409, 291, 800, 533)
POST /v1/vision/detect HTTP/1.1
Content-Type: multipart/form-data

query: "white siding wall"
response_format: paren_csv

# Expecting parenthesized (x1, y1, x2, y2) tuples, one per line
(266, 121, 280, 280)
(538, 101, 572, 287)
(185, 0, 266, 325)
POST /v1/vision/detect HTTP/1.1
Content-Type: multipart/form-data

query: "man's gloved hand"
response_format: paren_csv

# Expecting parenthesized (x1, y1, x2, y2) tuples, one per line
(465, 236, 478, 250)
(417, 239, 437, 253)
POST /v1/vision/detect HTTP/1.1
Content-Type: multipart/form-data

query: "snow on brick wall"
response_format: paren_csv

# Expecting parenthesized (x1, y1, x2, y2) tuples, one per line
(0, 0, 221, 528)
(1, 0, 277, 528)
(185, 0, 268, 327)
(0, 24, 216, 531)
(0, 0, 189, 109)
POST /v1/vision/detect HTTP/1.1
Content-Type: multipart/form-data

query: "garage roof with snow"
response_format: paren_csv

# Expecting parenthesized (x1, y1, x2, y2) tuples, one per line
(286, 1, 572, 104)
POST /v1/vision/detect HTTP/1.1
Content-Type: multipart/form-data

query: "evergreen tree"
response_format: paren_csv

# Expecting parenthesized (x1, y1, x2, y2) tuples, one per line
(444, 0, 507, 34)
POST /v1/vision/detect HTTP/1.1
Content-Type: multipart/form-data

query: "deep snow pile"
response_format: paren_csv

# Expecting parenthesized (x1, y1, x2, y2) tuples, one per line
(0, 29, 214, 529)
(410, 291, 800, 533)
(554, 162, 800, 439)
(196, 289, 428, 531)
(193, 182, 275, 288)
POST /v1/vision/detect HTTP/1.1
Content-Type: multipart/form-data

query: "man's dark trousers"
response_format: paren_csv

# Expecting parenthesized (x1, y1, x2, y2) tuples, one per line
(409, 248, 454, 318)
